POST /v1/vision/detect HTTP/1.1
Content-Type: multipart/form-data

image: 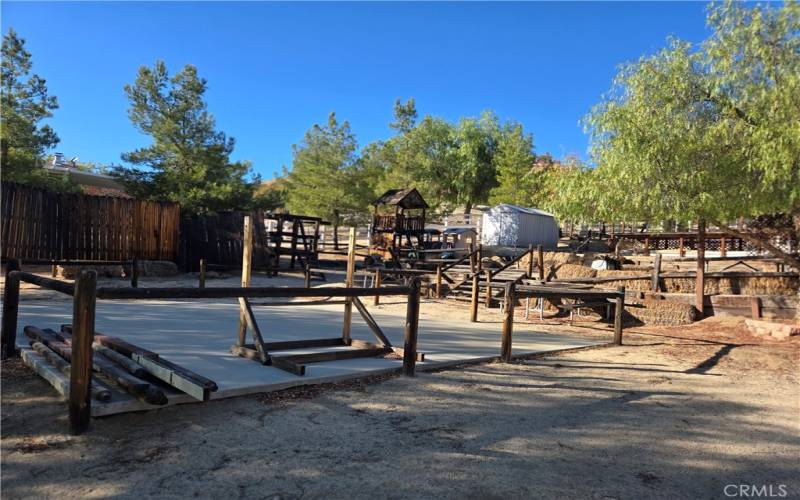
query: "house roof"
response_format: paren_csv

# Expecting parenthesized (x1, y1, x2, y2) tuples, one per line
(372, 188, 428, 209)
(489, 203, 555, 217)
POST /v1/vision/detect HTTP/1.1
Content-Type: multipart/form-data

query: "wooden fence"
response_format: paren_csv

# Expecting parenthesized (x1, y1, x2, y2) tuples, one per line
(1, 182, 180, 262)
(178, 211, 273, 272)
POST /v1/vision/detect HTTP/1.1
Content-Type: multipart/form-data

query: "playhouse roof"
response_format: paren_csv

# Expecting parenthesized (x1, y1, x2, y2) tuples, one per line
(372, 188, 428, 209)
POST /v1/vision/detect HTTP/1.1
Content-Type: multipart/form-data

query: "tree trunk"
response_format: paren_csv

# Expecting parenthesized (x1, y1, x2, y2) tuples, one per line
(696, 220, 706, 319)
(714, 222, 800, 272)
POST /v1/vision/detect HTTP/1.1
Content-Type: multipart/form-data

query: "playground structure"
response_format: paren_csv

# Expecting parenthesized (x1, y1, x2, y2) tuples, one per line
(370, 188, 428, 259)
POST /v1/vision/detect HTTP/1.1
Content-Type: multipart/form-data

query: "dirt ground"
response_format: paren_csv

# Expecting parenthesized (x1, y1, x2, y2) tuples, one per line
(2, 300, 798, 499)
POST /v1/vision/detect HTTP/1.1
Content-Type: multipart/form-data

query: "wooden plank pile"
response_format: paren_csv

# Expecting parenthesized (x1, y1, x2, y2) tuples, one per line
(21, 324, 218, 408)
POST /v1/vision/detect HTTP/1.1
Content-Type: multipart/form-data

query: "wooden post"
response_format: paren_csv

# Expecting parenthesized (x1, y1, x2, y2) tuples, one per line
(402, 278, 421, 376)
(304, 263, 311, 289)
(720, 236, 727, 257)
(51, 262, 58, 278)
(484, 270, 493, 308)
(1, 259, 21, 358)
(500, 282, 515, 362)
(342, 227, 356, 343)
(69, 270, 97, 435)
(644, 237, 650, 256)
(373, 269, 382, 306)
(750, 296, 762, 319)
(613, 285, 625, 346)
(696, 220, 706, 318)
(537, 244, 545, 281)
(526, 244, 534, 278)
(477, 244, 483, 272)
(237, 216, 253, 346)
(435, 265, 442, 299)
(651, 253, 662, 292)
(199, 259, 206, 289)
(468, 243, 476, 272)
(679, 237, 685, 257)
(131, 258, 139, 288)
(470, 272, 479, 322)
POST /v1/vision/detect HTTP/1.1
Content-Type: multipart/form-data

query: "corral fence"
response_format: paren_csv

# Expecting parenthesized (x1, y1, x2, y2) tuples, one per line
(1, 182, 180, 262)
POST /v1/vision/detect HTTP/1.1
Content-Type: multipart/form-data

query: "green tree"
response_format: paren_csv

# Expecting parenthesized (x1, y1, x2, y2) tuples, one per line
(488, 123, 536, 206)
(0, 29, 74, 190)
(584, 0, 800, 268)
(252, 176, 288, 211)
(285, 112, 375, 229)
(113, 61, 257, 214)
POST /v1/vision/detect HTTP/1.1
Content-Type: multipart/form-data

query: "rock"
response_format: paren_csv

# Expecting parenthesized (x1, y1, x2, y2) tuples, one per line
(745, 319, 800, 339)
(58, 265, 124, 279)
(123, 260, 179, 278)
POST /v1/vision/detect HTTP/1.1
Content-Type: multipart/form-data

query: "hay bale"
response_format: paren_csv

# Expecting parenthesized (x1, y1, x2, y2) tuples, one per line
(594, 269, 651, 291)
(662, 276, 799, 296)
(552, 263, 597, 279)
(625, 298, 697, 326)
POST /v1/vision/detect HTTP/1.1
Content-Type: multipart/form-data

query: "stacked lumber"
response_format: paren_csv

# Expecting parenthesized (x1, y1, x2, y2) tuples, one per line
(22, 325, 218, 406)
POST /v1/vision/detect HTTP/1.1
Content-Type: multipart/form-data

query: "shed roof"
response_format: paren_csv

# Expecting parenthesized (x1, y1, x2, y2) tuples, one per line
(372, 188, 428, 209)
(488, 203, 554, 218)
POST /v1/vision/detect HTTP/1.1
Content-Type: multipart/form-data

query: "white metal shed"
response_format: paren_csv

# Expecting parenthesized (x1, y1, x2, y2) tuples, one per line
(481, 204, 559, 248)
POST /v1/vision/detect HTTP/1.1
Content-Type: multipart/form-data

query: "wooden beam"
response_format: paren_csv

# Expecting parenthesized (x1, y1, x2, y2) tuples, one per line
(13, 271, 74, 295)
(238, 297, 269, 364)
(352, 297, 393, 347)
(132, 353, 210, 402)
(373, 269, 381, 306)
(238, 215, 253, 346)
(651, 253, 662, 292)
(537, 245, 545, 281)
(470, 272, 479, 323)
(131, 258, 139, 288)
(95, 285, 411, 300)
(275, 347, 391, 365)
(403, 278, 421, 376)
(342, 227, 356, 343)
(350, 339, 425, 362)
(69, 270, 96, 435)
(613, 286, 625, 345)
(30, 341, 112, 402)
(526, 244, 534, 278)
(485, 271, 493, 308)
(199, 259, 206, 289)
(501, 282, 515, 362)
(1, 260, 21, 358)
(263, 337, 345, 351)
(435, 265, 442, 298)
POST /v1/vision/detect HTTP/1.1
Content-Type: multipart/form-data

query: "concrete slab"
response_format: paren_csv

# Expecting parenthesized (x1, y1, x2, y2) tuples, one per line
(14, 299, 603, 416)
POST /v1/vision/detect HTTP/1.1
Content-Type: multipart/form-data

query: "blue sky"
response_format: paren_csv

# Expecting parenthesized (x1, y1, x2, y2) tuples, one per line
(2, 1, 710, 179)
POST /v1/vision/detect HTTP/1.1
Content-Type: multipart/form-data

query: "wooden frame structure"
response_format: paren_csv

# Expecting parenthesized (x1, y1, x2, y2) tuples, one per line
(495, 283, 626, 362)
(231, 221, 424, 375)
(370, 188, 428, 259)
(264, 213, 322, 270)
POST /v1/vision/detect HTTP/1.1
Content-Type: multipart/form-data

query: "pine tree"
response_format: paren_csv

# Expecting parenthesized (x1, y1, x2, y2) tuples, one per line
(0, 29, 70, 190)
(113, 61, 257, 214)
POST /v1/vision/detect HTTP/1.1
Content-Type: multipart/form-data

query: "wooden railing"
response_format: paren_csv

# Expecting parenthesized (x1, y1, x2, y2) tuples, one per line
(372, 215, 425, 233)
